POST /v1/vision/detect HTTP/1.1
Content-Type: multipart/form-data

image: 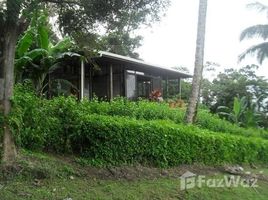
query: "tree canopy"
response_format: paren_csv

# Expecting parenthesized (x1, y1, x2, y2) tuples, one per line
(200, 65, 268, 118)
(0, 0, 170, 58)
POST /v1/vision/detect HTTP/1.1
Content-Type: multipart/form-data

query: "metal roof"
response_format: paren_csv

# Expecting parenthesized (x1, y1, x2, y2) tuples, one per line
(98, 51, 192, 78)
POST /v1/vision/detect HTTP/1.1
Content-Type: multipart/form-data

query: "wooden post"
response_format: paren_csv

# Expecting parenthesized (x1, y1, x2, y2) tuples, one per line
(165, 76, 168, 98)
(89, 65, 93, 100)
(80, 59, 85, 100)
(110, 64, 113, 100)
(178, 78, 181, 100)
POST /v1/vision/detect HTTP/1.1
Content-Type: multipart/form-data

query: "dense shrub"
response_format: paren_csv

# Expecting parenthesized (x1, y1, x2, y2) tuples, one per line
(7, 84, 268, 167)
(80, 98, 268, 139)
(79, 97, 184, 123)
(196, 110, 268, 139)
(9, 85, 62, 150)
(71, 114, 268, 167)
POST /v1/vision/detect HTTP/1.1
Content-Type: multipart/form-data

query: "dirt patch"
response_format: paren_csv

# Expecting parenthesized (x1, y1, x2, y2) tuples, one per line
(72, 164, 224, 181)
(2, 152, 268, 182)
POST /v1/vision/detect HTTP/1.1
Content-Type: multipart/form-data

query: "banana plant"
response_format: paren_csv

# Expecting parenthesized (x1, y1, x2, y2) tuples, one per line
(217, 96, 262, 128)
(15, 12, 81, 97)
(217, 96, 248, 125)
(243, 95, 263, 128)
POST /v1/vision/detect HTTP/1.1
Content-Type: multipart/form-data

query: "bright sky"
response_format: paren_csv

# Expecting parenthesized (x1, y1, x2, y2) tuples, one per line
(138, 0, 268, 77)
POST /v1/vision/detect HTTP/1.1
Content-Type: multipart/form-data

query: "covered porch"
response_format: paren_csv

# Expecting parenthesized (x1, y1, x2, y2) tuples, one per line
(52, 51, 192, 100)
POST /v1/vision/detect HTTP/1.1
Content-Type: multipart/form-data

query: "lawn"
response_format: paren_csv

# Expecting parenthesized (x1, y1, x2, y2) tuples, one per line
(2, 177, 268, 200)
(1, 151, 268, 200)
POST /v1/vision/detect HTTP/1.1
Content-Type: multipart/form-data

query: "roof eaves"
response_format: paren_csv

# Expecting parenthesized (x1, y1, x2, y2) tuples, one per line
(98, 51, 192, 78)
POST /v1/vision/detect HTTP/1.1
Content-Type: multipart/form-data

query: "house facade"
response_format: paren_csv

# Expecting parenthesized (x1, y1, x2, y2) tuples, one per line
(52, 51, 192, 100)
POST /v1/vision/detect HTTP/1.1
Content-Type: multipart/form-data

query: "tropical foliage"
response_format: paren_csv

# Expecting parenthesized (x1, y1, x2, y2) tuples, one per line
(5, 85, 268, 167)
(0, 0, 171, 164)
(240, 2, 268, 64)
(15, 12, 81, 97)
(199, 65, 268, 128)
(217, 96, 263, 128)
(217, 96, 248, 125)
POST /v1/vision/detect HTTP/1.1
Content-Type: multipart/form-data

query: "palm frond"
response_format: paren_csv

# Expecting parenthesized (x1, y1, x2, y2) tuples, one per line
(240, 24, 268, 41)
(238, 42, 268, 64)
(247, 2, 268, 13)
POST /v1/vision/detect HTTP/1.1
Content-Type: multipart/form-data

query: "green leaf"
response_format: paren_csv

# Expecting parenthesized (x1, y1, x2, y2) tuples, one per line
(233, 97, 241, 119)
(38, 25, 49, 50)
(26, 49, 48, 60)
(15, 56, 32, 70)
(48, 63, 62, 74)
(50, 37, 72, 54)
(16, 28, 35, 57)
(56, 52, 81, 60)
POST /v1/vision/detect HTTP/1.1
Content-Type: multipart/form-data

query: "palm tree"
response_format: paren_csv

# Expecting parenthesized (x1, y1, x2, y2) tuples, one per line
(185, 0, 208, 123)
(240, 2, 268, 64)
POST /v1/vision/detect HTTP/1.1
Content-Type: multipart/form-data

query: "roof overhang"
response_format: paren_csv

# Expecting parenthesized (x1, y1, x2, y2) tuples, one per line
(94, 51, 192, 79)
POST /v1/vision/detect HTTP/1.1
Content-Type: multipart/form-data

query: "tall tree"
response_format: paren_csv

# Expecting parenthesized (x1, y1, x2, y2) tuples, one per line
(185, 0, 208, 123)
(240, 2, 268, 64)
(58, 0, 170, 57)
(0, 0, 170, 165)
(206, 65, 268, 113)
(0, 0, 23, 165)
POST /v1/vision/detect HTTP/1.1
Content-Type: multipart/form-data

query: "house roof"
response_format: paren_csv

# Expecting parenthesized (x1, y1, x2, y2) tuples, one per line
(97, 51, 192, 79)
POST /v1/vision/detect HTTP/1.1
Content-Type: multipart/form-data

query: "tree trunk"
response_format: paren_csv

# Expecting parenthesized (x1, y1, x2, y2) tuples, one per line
(1, 28, 18, 165)
(0, 34, 4, 101)
(185, 0, 208, 124)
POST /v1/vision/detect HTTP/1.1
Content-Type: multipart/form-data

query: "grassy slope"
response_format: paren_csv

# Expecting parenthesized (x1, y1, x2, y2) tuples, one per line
(1, 151, 268, 200)
(3, 178, 268, 200)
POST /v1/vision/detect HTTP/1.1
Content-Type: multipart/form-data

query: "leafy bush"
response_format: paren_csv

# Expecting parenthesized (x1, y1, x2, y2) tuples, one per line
(7, 85, 268, 167)
(70, 114, 268, 167)
(80, 97, 184, 123)
(196, 110, 268, 139)
(9, 84, 62, 150)
(79, 98, 268, 139)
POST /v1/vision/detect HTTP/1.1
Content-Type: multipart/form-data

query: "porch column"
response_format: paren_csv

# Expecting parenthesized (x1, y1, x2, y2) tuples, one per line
(89, 65, 93, 100)
(80, 59, 85, 100)
(178, 78, 181, 99)
(109, 64, 113, 100)
(165, 76, 168, 98)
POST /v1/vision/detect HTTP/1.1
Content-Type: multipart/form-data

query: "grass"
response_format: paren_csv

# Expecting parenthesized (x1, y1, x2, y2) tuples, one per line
(2, 173, 268, 199)
(1, 151, 268, 200)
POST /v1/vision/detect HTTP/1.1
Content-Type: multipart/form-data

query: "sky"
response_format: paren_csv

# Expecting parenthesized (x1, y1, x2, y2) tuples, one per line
(137, 0, 268, 78)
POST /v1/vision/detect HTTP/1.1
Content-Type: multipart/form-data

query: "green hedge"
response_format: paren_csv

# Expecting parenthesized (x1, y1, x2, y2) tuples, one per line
(79, 97, 185, 123)
(195, 110, 268, 139)
(81, 98, 268, 139)
(7, 85, 268, 167)
(10, 85, 268, 141)
(71, 114, 268, 167)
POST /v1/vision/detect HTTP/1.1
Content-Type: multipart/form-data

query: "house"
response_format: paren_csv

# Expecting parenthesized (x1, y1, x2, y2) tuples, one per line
(52, 51, 192, 100)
